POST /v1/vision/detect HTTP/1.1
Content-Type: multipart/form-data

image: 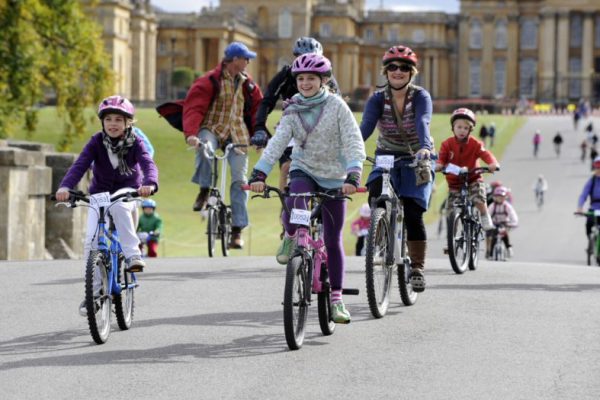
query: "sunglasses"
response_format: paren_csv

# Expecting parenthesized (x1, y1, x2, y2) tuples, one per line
(386, 63, 412, 73)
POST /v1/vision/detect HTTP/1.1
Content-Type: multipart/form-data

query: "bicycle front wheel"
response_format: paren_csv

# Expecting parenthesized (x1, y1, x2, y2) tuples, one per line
(316, 262, 335, 336)
(283, 255, 309, 350)
(114, 254, 135, 330)
(220, 206, 232, 257)
(207, 207, 218, 257)
(365, 207, 393, 318)
(85, 251, 111, 344)
(447, 210, 469, 274)
(469, 223, 481, 270)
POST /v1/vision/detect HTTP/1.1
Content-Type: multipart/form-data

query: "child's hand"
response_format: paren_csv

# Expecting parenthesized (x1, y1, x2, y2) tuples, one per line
(55, 187, 70, 202)
(488, 163, 499, 172)
(342, 183, 357, 195)
(138, 185, 155, 197)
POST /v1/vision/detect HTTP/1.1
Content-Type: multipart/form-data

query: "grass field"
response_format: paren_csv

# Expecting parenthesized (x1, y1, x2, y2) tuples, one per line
(12, 107, 525, 257)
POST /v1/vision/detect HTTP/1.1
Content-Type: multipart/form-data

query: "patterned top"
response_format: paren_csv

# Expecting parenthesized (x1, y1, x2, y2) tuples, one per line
(255, 94, 366, 189)
(201, 70, 249, 147)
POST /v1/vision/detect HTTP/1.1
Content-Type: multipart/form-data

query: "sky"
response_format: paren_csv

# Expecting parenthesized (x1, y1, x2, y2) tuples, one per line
(150, 0, 460, 14)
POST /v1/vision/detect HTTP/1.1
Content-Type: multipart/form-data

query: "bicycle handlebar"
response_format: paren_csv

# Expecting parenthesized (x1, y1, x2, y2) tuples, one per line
(199, 142, 248, 160)
(51, 189, 141, 208)
(441, 166, 499, 175)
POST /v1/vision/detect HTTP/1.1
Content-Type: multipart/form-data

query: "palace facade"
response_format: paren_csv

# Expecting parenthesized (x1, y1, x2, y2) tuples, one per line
(86, 0, 600, 107)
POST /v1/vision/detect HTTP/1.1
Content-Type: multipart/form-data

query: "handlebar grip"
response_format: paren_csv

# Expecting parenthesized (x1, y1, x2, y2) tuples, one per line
(356, 187, 368, 193)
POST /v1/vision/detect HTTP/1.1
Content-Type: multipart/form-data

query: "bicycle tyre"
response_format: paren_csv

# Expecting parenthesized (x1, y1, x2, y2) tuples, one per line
(469, 222, 481, 270)
(207, 207, 218, 258)
(587, 235, 593, 266)
(85, 251, 111, 344)
(114, 254, 135, 330)
(283, 255, 309, 350)
(398, 259, 418, 306)
(365, 207, 393, 318)
(447, 210, 469, 274)
(317, 261, 335, 336)
(220, 206, 232, 257)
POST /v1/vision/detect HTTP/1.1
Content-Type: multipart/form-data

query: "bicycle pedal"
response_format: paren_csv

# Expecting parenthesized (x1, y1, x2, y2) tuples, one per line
(342, 288, 359, 295)
(443, 248, 449, 255)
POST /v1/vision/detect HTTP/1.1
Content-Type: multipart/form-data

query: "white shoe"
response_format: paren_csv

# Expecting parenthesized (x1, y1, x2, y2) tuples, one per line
(78, 300, 87, 317)
(481, 215, 494, 231)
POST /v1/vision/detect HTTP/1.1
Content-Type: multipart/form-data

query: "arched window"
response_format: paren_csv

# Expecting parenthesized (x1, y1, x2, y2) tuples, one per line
(470, 19, 482, 49)
(495, 20, 508, 49)
(278, 9, 292, 39)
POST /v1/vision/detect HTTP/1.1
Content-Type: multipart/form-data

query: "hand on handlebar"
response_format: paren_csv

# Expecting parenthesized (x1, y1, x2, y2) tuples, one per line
(186, 135, 201, 148)
(487, 162, 500, 172)
(55, 187, 71, 202)
(415, 148, 431, 160)
(138, 185, 155, 198)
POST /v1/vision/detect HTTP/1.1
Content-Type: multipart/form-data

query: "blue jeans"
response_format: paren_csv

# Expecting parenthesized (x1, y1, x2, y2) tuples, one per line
(191, 129, 248, 228)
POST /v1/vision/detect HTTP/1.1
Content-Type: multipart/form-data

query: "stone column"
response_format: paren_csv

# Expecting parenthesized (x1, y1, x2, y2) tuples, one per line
(130, 11, 147, 102)
(582, 12, 594, 99)
(539, 9, 556, 101)
(145, 14, 157, 102)
(481, 14, 495, 98)
(556, 11, 570, 101)
(457, 15, 470, 98)
(506, 14, 519, 99)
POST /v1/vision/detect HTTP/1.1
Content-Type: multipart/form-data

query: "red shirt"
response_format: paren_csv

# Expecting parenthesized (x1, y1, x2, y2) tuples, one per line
(437, 135, 497, 190)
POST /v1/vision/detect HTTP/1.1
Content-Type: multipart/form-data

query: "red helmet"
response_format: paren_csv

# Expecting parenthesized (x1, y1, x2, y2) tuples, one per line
(593, 156, 600, 169)
(450, 108, 476, 127)
(382, 45, 418, 66)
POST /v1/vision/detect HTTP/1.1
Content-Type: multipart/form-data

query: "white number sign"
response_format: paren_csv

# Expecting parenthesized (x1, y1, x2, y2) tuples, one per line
(290, 208, 311, 226)
(376, 155, 395, 170)
(90, 192, 111, 207)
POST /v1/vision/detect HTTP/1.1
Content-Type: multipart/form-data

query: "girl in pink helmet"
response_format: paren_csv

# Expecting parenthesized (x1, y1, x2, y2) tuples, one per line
(249, 53, 366, 324)
(55, 95, 158, 316)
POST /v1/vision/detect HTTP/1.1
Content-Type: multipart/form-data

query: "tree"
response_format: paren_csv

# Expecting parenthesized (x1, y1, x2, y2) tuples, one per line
(0, 0, 113, 150)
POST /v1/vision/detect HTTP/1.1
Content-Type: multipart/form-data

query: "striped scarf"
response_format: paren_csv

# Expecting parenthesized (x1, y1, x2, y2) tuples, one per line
(102, 128, 136, 176)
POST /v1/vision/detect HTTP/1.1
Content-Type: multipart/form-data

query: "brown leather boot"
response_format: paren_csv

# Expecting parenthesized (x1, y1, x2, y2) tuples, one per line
(407, 240, 427, 292)
(193, 188, 210, 211)
(228, 226, 244, 249)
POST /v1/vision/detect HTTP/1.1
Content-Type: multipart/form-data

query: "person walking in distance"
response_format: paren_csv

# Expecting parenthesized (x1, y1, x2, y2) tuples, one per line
(533, 130, 542, 158)
(182, 42, 263, 249)
(552, 131, 563, 158)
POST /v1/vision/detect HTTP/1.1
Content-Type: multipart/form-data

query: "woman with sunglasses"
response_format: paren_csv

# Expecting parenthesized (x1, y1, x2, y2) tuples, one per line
(360, 45, 435, 293)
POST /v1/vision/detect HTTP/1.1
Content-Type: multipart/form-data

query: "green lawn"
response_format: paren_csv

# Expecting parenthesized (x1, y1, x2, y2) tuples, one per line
(12, 107, 524, 257)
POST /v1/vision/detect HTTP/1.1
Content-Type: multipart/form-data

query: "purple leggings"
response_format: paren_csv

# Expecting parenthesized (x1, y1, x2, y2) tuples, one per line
(282, 175, 346, 290)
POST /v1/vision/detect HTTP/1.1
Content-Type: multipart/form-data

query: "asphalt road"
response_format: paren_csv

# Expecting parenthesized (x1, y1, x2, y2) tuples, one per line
(2, 116, 600, 400)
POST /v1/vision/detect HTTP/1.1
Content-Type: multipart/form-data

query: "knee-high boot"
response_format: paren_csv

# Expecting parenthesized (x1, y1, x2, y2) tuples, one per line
(407, 240, 427, 292)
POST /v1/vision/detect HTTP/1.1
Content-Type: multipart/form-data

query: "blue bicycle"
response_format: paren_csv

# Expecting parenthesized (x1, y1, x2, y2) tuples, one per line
(54, 189, 141, 344)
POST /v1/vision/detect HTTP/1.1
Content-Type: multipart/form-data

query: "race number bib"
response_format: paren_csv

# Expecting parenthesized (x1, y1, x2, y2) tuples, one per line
(90, 192, 111, 207)
(444, 163, 462, 176)
(290, 208, 311, 226)
(376, 155, 395, 170)
(594, 210, 600, 217)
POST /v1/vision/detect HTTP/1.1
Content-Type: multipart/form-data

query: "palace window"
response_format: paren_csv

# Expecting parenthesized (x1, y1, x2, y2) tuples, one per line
(388, 27, 399, 42)
(494, 59, 506, 97)
(596, 15, 600, 48)
(469, 19, 482, 49)
(278, 9, 292, 39)
(364, 28, 374, 42)
(519, 58, 537, 97)
(469, 58, 481, 97)
(158, 70, 168, 99)
(320, 23, 332, 38)
(569, 58, 582, 98)
(570, 14, 583, 48)
(495, 20, 508, 49)
(412, 29, 425, 44)
(520, 19, 538, 50)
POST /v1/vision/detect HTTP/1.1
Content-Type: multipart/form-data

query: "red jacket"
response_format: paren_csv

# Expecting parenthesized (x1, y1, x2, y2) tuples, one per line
(182, 62, 263, 138)
(437, 135, 497, 190)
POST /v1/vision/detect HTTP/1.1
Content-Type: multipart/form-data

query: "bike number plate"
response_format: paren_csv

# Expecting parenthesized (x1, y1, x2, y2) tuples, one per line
(290, 209, 311, 226)
(376, 155, 394, 170)
(90, 192, 111, 207)
(444, 163, 462, 176)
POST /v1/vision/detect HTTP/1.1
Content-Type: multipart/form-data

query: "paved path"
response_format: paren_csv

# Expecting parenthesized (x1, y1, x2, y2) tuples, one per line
(2, 116, 600, 399)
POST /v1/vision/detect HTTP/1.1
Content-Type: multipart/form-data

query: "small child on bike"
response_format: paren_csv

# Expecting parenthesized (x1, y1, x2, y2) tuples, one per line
(137, 199, 162, 257)
(436, 108, 499, 231)
(486, 186, 518, 258)
(248, 53, 366, 324)
(533, 174, 548, 205)
(350, 203, 371, 256)
(576, 156, 600, 239)
(55, 95, 158, 316)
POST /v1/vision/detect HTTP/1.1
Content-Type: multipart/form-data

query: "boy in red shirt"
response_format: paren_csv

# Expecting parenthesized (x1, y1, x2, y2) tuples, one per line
(435, 108, 499, 231)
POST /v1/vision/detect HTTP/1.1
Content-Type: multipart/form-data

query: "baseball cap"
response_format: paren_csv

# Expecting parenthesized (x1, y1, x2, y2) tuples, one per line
(224, 42, 257, 60)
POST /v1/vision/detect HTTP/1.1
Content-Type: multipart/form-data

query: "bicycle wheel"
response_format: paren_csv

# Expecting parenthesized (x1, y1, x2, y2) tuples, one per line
(365, 207, 393, 318)
(207, 207, 218, 258)
(220, 206, 232, 257)
(85, 251, 111, 344)
(447, 210, 469, 274)
(283, 255, 309, 350)
(469, 223, 481, 270)
(586, 235, 593, 266)
(398, 259, 418, 306)
(317, 262, 335, 336)
(114, 254, 135, 330)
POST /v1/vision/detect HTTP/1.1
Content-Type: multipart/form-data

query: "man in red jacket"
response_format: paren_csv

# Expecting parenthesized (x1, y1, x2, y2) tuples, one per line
(435, 108, 499, 231)
(183, 42, 263, 249)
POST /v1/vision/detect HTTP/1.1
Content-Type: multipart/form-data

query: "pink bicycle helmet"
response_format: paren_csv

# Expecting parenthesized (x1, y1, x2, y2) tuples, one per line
(291, 53, 332, 77)
(382, 45, 418, 66)
(450, 108, 476, 127)
(493, 186, 508, 197)
(98, 95, 135, 119)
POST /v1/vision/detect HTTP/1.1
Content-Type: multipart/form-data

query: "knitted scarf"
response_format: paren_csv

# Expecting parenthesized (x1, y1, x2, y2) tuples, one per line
(283, 88, 329, 139)
(102, 127, 136, 176)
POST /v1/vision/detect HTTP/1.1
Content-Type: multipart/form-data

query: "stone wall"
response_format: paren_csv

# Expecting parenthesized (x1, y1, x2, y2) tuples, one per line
(0, 140, 88, 261)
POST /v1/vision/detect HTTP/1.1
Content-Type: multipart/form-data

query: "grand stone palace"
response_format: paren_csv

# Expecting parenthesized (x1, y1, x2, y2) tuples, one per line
(85, 0, 600, 107)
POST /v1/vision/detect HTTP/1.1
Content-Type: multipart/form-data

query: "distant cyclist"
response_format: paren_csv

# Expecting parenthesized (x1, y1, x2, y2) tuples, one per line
(576, 156, 600, 240)
(486, 186, 518, 258)
(533, 175, 548, 208)
(552, 131, 563, 158)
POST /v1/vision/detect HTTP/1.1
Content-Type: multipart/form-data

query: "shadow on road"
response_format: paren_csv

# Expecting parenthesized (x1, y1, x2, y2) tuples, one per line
(431, 282, 600, 292)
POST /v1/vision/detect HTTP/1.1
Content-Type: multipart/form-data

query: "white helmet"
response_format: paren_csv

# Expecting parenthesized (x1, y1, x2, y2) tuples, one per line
(359, 203, 371, 217)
